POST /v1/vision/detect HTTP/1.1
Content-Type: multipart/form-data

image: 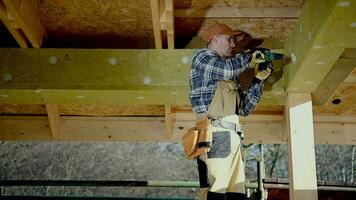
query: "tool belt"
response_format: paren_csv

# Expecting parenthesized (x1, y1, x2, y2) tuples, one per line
(182, 117, 212, 160)
(210, 117, 244, 140)
(183, 80, 243, 159)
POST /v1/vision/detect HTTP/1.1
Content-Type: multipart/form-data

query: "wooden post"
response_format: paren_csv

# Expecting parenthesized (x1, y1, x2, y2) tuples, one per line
(150, 0, 162, 49)
(165, 104, 173, 139)
(46, 104, 60, 139)
(285, 93, 318, 200)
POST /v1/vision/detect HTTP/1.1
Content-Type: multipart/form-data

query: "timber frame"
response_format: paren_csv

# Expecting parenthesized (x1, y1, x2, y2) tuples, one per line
(0, 0, 356, 200)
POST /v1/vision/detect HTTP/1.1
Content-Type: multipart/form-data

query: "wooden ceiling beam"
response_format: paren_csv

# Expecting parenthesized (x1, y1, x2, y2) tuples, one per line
(0, 48, 285, 105)
(0, 113, 356, 144)
(283, 0, 356, 97)
(312, 55, 356, 105)
(175, 7, 301, 18)
(0, 0, 47, 48)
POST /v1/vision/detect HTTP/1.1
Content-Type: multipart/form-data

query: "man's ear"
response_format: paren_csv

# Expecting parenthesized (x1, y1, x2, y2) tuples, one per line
(210, 35, 219, 46)
(235, 33, 246, 42)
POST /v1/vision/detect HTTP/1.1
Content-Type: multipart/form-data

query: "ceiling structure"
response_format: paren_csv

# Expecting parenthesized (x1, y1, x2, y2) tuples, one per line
(1, 2, 355, 199)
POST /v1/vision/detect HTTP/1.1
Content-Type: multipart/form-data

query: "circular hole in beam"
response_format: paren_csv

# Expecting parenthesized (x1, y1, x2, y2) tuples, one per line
(332, 98, 342, 105)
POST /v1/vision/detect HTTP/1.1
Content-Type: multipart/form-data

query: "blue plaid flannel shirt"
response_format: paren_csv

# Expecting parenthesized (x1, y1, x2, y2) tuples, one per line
(189, 48, 264, 117)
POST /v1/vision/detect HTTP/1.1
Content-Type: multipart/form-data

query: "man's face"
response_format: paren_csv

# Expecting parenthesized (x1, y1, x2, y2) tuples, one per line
(215, 35, 236, 57)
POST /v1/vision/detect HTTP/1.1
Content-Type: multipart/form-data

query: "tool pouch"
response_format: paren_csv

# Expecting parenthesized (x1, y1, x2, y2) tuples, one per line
(182, 117, 212, 160)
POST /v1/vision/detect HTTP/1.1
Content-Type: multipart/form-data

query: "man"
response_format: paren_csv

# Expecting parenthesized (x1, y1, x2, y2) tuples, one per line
(189, 23, 272, 200)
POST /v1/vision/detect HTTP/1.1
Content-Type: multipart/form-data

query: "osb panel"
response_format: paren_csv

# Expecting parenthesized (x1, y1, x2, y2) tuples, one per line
(38, 0, 298, 48)
(38, 0, 154, 47)
(58, 105, 164, 116)
(314, 83, 356, 115)
(174, 105, 283, 114)
(175, 0, 304, 8)
(0, 104, 164, 116)
(176, 18, 297, 47)
(0, 104, 47, 115)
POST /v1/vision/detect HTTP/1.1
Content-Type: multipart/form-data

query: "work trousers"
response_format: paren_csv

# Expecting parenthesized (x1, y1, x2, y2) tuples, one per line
(197, 115, 246, 200)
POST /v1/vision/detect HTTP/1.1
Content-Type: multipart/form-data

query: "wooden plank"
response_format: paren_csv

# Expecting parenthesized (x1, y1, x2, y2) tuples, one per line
(165, 0, 174, 49)
(164, 104, 173, 138)
(0, 0, 28, 47)
(284, 0, 356, 93)
(285, 93, 318, 200)
(150, 0, 162, 49)
(0, 113, 356, 144)
(45, 104, 60, 139)
(0, 116, 166, 141)
(344, 68, 356, 83)
(344, 74, 356, 83)
(0, 48, 284, 105)
(312, 58, 356, 105)
(159, 0, 166, 30)
(2, 0, 47, 47)
(174, 7, 301, 18)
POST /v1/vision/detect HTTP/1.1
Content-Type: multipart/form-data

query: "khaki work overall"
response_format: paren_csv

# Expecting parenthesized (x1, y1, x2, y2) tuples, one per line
(197, 80, 245, 200)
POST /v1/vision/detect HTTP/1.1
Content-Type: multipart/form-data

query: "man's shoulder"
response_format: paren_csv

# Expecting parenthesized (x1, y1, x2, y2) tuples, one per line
(192, 48, 217, 61)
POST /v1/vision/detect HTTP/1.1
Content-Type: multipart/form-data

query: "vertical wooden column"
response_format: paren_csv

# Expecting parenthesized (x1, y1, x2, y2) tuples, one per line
(285, 93, 318, 200)
(150, 0, 162, 49)
(165, 0, 174, 49)
(150, 0, 174, 49)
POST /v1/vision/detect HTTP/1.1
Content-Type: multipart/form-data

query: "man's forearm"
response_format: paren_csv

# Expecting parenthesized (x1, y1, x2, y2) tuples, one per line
(238, 81, 263, 117)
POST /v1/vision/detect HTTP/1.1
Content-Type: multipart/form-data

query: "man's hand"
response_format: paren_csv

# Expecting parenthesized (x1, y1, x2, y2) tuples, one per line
(254, 61, 273, 81)
(252, 51, 266, 63)
(246, 48, 271, 67)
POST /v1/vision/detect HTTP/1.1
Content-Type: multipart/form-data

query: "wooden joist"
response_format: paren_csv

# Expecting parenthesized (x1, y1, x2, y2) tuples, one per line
(0, 113, 355, 144)
(175, 7, 301, 18)
(283, 0, 356, 99)
(150, 0, 175, 49)
(150, 0, 162, 49)
(0, 0, 47, 48)
(0, 48, 285, 105)
(0, 1, 27, 47)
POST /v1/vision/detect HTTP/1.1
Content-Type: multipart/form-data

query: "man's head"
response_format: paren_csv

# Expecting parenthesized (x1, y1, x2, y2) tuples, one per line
(201, 23, 245, 58)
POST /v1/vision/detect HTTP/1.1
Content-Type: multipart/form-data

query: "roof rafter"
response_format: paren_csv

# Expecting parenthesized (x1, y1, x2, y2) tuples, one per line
(0, 0, 47, 48)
